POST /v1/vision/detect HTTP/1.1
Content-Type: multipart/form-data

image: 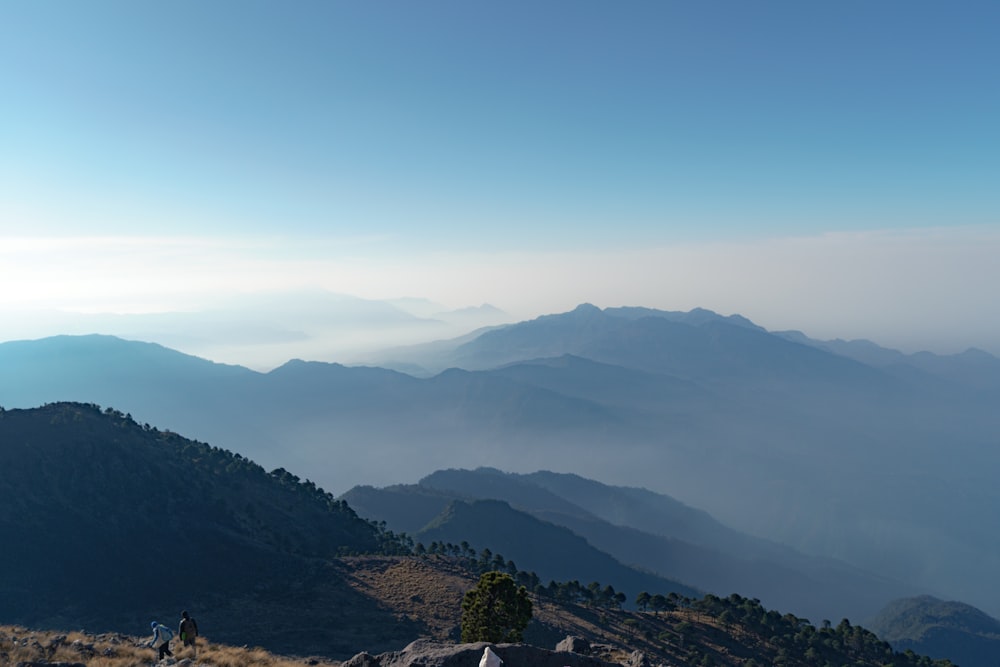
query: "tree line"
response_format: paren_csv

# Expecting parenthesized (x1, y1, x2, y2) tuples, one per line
(414, 540, 628, 608)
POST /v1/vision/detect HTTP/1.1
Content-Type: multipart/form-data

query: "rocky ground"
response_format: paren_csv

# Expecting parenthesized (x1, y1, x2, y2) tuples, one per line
(336, 555, 707, 665)
(0, 624, 649, 667)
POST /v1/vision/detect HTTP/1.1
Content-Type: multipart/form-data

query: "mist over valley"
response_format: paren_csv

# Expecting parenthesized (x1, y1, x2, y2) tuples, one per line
(2, 303, 998, 632)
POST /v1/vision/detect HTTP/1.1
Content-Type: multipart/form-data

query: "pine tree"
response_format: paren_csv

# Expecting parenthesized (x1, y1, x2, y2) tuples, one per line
(460, 571, 533, 643)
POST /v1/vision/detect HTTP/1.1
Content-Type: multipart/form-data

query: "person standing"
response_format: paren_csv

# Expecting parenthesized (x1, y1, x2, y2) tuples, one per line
(149, 620, 174, 660)
(178, 610, 200, 658)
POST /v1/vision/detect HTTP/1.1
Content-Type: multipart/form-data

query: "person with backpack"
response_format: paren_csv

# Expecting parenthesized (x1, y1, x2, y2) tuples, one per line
(178, 610, 199, 658)
(149, 620, 174, 660)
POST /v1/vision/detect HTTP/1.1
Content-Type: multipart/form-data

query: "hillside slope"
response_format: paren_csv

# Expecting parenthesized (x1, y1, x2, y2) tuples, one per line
(0, 402, 961, 667)
(343, 468, 913, 623)
(1, 565, 959, 667)
(417, 498, 700, 600)
(0, 402, 409, 657)
(869, 596, 1000, 667)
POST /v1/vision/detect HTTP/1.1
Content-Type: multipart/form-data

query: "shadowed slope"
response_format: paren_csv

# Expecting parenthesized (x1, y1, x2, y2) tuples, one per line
(0, 402, 408, 657)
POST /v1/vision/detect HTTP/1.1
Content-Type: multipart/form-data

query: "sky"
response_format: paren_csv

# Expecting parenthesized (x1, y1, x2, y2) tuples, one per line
(2, 1, 999, 361)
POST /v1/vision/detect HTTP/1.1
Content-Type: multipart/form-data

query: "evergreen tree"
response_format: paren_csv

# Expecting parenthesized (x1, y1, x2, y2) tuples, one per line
(461, 571, 533, 643)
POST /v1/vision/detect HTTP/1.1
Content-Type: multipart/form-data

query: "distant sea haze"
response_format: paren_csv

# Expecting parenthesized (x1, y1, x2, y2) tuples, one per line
(0, 291, 512, 370)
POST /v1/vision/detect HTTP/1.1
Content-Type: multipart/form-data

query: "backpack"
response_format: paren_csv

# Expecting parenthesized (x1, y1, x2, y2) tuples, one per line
(181, 617, 198, 638)
(158, 624, 174, 642)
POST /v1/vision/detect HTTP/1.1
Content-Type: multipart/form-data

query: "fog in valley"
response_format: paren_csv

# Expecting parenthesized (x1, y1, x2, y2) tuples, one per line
(2, 304, 998, 625)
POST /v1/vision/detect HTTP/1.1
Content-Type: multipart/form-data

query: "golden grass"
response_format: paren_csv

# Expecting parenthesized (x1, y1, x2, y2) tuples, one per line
(0, 625, 337, 666)
(199, 643, 325, 667)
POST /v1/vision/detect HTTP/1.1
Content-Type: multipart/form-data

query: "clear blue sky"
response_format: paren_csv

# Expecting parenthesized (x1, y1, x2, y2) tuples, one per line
(2, 1, 999, 356)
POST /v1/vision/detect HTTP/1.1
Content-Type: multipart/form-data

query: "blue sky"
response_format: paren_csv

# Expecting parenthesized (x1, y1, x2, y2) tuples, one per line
(2, 1, 999, 358)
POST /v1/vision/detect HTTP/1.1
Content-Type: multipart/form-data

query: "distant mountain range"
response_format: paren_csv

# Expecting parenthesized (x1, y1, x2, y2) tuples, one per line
(2, 304, 999, 623)
(0, 289, 512, 370)
(341, 467, 913, 624)
(3, 401, 953, 667)
(0, 402, 971, 667)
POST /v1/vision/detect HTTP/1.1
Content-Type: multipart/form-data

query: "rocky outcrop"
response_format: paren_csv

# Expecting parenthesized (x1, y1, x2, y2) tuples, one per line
(555, 636, 591, 655)
(342, 638, 624, 667)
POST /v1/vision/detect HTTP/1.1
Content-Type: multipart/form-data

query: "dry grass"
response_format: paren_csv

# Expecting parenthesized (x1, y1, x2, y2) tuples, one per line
(197, 643, 334, 667)
(342, 555, 468, 641)
(0, 624, 338, 667)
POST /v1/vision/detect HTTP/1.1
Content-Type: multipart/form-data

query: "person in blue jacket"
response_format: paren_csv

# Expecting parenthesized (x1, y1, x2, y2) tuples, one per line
(149, 620, 174, 660)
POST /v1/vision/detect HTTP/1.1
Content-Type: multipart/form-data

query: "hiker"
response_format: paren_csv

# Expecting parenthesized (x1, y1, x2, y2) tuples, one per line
(178, 609, 200, 658)
(149, 620, 174, 660)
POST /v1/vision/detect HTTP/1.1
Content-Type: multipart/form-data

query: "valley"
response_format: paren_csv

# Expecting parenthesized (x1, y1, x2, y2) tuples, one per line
(1, 304, 998, 665)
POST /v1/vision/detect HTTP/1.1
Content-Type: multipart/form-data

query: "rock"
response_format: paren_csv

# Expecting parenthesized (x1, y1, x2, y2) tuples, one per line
(622, 651, 649, 667)
(555, 636, 591, 655)
(480, 646, 502, 667)
(344, 638, 624, 667)
(342, 651, 382, 667)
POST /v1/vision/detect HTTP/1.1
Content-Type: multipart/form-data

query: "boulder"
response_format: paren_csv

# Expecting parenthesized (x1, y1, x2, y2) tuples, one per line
(622, 651, 650, 667)
(343, 652, 383, 667)
(344, 639, 624, 667)
(555, 636, 591, 655)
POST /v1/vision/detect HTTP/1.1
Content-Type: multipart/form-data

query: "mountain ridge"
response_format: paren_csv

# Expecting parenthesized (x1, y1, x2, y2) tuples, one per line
(0, 402, 411, 657)
(343, 467, 914, 623)
(0, 401, 968, 667)
(3, 304, 1000, 620)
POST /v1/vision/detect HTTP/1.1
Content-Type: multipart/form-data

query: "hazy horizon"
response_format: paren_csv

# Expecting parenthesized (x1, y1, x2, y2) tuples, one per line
(1, 285, 997, 372)
(3, 2, 998, 365)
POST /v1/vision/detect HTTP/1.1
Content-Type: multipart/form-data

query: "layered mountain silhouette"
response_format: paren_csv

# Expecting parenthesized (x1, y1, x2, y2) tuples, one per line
(341, 468, 912, 623)
(417, 497, 700, 601)
(2, 304, 999, 622)
(2, 289, 511, 370)
(0, 402, 969, 667)
(869, 596, 1000, 667)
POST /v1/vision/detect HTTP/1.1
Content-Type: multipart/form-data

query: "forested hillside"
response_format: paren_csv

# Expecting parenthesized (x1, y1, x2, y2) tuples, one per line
(0, 402, 409, 656)
(869, 596, 1000, 667)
